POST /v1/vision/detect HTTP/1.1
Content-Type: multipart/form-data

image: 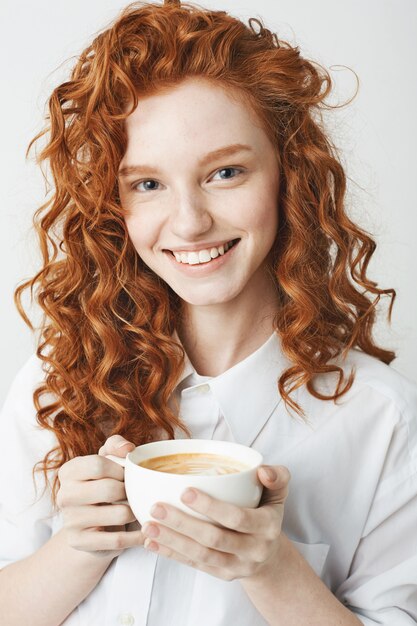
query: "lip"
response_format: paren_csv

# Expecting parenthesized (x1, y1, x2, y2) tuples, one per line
(164, 239, 240, 276)
(164, 238, 238, 253)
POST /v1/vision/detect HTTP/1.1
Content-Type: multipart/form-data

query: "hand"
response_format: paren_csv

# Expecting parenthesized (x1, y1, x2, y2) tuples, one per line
(141, 464, 291, 581)
(57, 434, 145, 559)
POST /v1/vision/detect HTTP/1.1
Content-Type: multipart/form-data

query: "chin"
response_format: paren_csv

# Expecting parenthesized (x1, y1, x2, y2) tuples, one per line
(173, 288, 240, 307)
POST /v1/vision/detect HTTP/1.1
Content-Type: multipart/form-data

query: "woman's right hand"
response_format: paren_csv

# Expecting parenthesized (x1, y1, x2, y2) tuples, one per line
(57, 434, 145, 559)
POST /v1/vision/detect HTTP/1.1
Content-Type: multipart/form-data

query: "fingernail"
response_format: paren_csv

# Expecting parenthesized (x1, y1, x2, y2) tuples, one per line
(143, 523, 159, 538)
(116, 440, 131, 449)
(144, 538, 159, 551)
(182, 489, 197, 503)
(151, 504, 167, 519)
(263, 467, 277, 481)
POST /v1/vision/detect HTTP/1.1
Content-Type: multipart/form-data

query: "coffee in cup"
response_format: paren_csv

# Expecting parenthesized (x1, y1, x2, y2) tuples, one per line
(137, 452, 250, 475)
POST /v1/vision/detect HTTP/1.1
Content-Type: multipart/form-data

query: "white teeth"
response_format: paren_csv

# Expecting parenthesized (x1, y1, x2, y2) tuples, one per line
(198, 249, 211, 263)
(188, 251, 200, 265)
(171, 240, 235, 265)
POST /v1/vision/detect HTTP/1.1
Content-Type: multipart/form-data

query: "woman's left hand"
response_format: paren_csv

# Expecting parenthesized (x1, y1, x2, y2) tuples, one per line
(142, 465, 291, 582)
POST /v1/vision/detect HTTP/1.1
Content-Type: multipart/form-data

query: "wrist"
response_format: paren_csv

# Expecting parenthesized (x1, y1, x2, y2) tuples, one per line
(242, 532, 290, 589)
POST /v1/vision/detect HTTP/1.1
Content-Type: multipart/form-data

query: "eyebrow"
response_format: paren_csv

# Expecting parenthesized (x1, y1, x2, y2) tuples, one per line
(117, 143, 254, 178)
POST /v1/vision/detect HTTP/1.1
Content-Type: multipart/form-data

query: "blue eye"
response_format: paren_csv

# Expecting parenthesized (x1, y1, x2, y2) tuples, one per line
(132, 179, 160, 192)
(213, 167, 242, 180)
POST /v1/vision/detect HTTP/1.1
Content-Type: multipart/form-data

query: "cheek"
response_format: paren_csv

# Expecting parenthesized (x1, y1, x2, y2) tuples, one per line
(125, 214, 156, 256)
(240, 191, 279, 238)
(258, 186, 280, 235)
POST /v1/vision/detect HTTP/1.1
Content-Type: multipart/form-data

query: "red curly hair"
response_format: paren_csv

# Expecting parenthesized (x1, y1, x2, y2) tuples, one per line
(15, 0, 395, 501)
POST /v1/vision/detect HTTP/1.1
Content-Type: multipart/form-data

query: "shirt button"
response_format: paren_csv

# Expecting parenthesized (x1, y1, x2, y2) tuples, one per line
(196, 384, 210, 394)
(117, 613, 135, 625)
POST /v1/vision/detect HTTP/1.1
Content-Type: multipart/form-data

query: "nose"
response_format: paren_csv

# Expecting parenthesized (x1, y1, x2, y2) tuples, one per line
(169, 189, 213, 241)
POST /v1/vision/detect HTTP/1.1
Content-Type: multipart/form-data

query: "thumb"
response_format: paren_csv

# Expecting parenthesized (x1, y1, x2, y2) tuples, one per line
(258, 465, 291, 502)
(98, 434, 136, 457)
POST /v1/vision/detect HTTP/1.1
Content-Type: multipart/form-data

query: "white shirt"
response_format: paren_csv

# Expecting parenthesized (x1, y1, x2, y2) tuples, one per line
(1, 333, 417, 625)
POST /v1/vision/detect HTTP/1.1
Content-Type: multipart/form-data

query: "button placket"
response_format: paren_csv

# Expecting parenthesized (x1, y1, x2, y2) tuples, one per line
(105, 547, 158, 626)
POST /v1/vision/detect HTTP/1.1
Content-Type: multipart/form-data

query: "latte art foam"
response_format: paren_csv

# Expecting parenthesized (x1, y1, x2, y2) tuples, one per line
(138, 452, 250, 475)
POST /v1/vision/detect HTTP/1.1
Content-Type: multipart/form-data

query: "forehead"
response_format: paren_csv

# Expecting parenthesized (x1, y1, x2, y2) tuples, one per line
(123, 77, 267, 148)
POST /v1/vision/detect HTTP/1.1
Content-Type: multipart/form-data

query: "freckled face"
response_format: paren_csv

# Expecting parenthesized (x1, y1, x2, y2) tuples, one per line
(118, 77, 280, 308)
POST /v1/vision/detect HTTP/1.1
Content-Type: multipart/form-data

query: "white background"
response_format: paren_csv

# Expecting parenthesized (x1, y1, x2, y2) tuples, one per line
(1, 0, 416, 405)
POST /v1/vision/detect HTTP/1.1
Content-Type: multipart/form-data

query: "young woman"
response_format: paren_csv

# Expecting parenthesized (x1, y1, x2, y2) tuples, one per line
(1, 1, 416, 625)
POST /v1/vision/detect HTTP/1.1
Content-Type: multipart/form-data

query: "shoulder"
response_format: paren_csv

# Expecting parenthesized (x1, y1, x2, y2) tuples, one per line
(301, 350, 417, 457)
(1, 353, 49, 414)
(0, 352, 55, 444)
(309, 350, 417, 472)
(343, 349, 417, 421)
(5, 353, 47, 396)
(310, 348, 417, 418)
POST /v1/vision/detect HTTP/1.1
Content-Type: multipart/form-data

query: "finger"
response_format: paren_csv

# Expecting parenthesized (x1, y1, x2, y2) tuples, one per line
(57, 477, 127, 507)
(258, 465, 290, 487)
(143, 538, 228, 580)
(143, 505, 257, 556)
(58, 455, 125, 482)
(70, 528, 145, 553)
(143, 523, 236, 568)
(143, 530, 239, 576)
(258, 465, 291, 504)
(98, 434, 136, 457)
(62, 504, 136, 529)
(157, 489, 264, 534)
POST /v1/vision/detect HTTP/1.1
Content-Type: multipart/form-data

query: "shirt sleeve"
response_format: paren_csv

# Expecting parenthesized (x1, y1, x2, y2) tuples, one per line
(335, 377, 417, 625)
(0, 355, 58, 569)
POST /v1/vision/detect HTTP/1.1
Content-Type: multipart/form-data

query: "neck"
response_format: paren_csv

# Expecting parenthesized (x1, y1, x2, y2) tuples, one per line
(177, 269, 280, 376)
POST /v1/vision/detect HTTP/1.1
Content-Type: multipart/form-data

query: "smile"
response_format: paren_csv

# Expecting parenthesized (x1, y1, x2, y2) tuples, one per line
(168, 239, 240, 266)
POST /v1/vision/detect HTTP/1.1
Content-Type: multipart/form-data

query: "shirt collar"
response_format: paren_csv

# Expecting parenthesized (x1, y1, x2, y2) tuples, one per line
(175, 332, 290, 447)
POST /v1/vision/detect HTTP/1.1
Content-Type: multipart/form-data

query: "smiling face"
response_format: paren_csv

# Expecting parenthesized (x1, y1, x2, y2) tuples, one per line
(118, 77, 280, 310)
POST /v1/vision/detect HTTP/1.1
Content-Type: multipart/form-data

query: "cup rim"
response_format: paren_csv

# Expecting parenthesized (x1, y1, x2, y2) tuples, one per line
(125, 438, 263, 479)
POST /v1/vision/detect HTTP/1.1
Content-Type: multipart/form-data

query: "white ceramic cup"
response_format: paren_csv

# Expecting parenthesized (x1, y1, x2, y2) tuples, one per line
(107, 438, 264, 526)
